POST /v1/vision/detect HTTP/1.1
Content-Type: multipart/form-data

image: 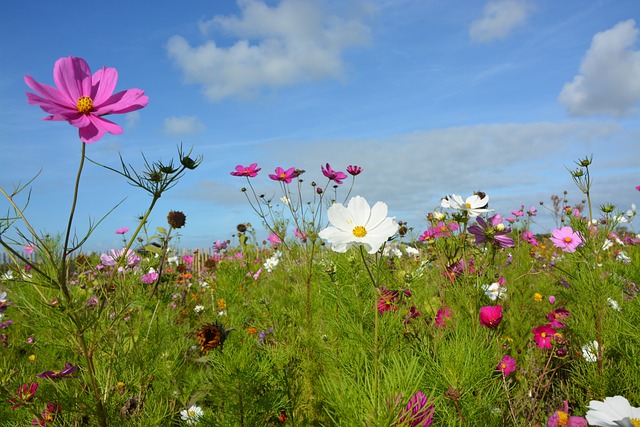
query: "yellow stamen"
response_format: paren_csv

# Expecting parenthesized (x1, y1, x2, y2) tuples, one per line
(540, 332, 547, 338)
(465, 203, 472, 208)
(557, 411, 568, 425)
(563, 237, 572, 243)
(631, 419, 640, 427)
(352, 226, 367, 238)
(76, 96, 93, 113)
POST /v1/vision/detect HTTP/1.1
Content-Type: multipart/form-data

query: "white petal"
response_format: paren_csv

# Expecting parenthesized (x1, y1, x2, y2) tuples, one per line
(326, 202, 353, 231)
(367, 201, 390, 229)
(347, 196, 371, 227)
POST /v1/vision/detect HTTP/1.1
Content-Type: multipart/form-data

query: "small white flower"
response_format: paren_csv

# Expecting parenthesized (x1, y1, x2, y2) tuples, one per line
(318, 196, 398, 254)
(263, 256, 280, 273)
(168, 256, 179, 265)
(607, 298, 620, 311)
(199, 281, 210, 289)
(383, 245, 402, 258)
(405, 246, 420, 257)
(180, 404, 204, 425)
(0, 271, 14, 281)
(627, 203, 637, 219)
(586, 395, 640, 427)
(582, 340, 599, 363)
(280, 196, 290, 205)
(616, 251, 631, 264)
(482, 282, 507, 301)
(602, 239, 613, 251)
(0, 291, 7, 303)
(194, 305, 205, 314)
(218, 310, 227, 317)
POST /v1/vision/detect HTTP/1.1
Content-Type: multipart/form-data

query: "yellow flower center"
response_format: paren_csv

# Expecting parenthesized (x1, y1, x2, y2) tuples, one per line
(279, 173, 286, 179)
(465, 202, 472, 208)
(76, 96, 93, 113)
(541, 332, 547, 338)
(352, 226, 367, 238)
(631, 419, 640, 427)
(563, 236, 572, 243)
(557, 411, 568, 425)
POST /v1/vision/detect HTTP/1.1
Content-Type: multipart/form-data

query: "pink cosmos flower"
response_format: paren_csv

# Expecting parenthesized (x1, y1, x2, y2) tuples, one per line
(528, 205, 537, 216)
(182, 255, 194, 265)
(293, 228, 308, 242)
(141, 272, 159, 285)
(532, 324, 557, 349)
(497, 355, 516, 376)
(398, 391, 435, 427)
(346, 165, 363, 176)
(115, 227, 129, 235)
(550, 226, 584, 252)
(11, 382, 39, 409)
(269, 167, 296, 184)
(522, 230, 538, 246)
(25, 56, 148, 143)
(547, 401, 587, 427)
(36, 362, 78, 380)
(547, 308, 570, 329)
(468, 214, 514, 248)
(636, 185, 640, 191)
(32, 402, 62, 426)
(267, 233, 281, 248)
(321, 163, 348, 184)
(377, 288, 400, 313)
(230, 163, 261, 177)
(479, 305, 503, 328)
(24, 244, 36, 254)
(435, 306, 452, 328)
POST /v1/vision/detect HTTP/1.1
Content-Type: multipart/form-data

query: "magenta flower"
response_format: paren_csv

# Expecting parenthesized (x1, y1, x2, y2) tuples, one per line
(399, 392, 435, 427)
(377, 288, 400, 313)
(550, 226, 584, 252)
(269, 167, 296, 184)
(32, 402, 62, 426)
(321, 163, 348, 184)
(141, 272, 159, 285)
(497, 355, 516, 376)
(547, 401, 587, 427)
(36, 362, 78, 380)
(346, 165, 363, 176)
(479, 305, 503, 328)
(230, 163, 261, 177)
(115, 227, 129, 235)
(547, 308, 570, 329)
(25, 56, 148, 144)
(636, 185, 640, 191)
(522, 230, 538, 246)
(24, 244, 36, 254)
(267, 233, 281, 246)
(435, 306, 452, 328)
(532, 324, 557, 349)
(528, 205, 537, 216)
(10, 382, 38, 409)
(468, 214, 514, 248)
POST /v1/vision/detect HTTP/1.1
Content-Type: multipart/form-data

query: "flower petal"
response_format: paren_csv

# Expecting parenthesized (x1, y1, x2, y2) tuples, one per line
(326, 202, 354, 231)
(91, 66, 118, 105)
(94, 88, 148, 114)
(347, 196, 371, 226)
(53, 56, 92, 102)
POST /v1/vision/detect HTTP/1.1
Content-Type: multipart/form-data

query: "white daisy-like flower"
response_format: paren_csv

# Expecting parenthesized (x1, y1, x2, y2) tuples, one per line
(582, 340, 599, 363)
(608, 298, 620, 311)
(0, 271, 13, 281)
(441, 194, 491, 217)
(627, 203, 637, 220)
(318, 196, 398, 254)
(180, 404, 204, 425)
(616, 251, 631, 264)
(405, 246, 420, 257)
(0, 291, 7, 302)
(194, 305, 205, 314)
(602, 239, 614, 251)
(383, 245, 402, 258)
(586, 395, 640, 427)
(481, 282, 507, 301)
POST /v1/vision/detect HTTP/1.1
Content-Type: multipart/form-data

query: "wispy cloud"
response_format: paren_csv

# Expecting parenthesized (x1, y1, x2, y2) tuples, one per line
(166, 0, 371, 101)
(469, 0, 533, 43)
(559, 19, 640, 117)
(163, 116, 206, 136)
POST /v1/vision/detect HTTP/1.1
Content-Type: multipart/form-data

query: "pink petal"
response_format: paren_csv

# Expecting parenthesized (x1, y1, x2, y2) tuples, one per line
(91, 67, 118, 105)
(25, 92, 76, 117)
(78, 115, 123, 143)
(93, 89, 148, 115)
(53, 57, 92, 103)
(24, 76, 76, 112)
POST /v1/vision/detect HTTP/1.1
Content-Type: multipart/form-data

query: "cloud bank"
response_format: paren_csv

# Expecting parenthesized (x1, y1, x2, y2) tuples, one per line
(163, 116, 206, 136)
(559, 19, 640, 117)
(166, 0, 371, 101)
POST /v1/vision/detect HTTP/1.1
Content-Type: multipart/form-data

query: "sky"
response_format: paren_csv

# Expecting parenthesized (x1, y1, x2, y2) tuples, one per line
(1, 0, 639, 253)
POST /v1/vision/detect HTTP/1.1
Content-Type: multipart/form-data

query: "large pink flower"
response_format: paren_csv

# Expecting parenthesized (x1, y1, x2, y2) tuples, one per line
(549, 226, 584, 253)
(479, 305, 503, 328)
(25, 56, 148, 143)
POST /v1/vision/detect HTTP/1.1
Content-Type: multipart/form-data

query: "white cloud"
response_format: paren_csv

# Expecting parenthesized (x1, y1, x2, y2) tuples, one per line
(124, 111, 141, 129)
(559, 19, 640, 118)
(166, 0, 371, 101)
(163, 116, 206, 135)
(469, 0, 533, 43)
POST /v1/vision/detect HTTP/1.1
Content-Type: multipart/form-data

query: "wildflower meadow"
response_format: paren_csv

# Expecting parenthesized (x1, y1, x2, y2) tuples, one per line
(1, 56, 640, 427)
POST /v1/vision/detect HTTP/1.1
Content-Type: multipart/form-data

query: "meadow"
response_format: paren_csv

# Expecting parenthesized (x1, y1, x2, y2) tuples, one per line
(0, 56, 639, 426)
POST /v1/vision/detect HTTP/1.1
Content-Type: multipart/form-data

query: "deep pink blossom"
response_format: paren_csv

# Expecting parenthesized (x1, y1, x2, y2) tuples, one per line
(398, 392, 435, 427)
(547, 401, 587, 427)
(435, 306, 452, 328)
(115, 227, 129, 235)
(479, 305, 503, 328)
(230, 163, 261, 177)
(10, 382, 38, 409)
(468, 214, 514, 248)
(378, 288, 400, 313)
(141, 272, 159, 285)
(533, 324, 557, 349)
(32, 402, 62, 426)
(36, 362, 78, 380)
(346, 165, 363, 176)
(25, 56, 148, 143)
(321, 163, 348, 184)
(636, 185, 640, 191)
(528, 205, 537, 216)
(550, 226, 584, 252)
(24, 244, 36, 254)
(269, 167, 296, 184)
(497, 355, 516, 376)
(547, 308, 570, 329)
(522, 230, 538, 246)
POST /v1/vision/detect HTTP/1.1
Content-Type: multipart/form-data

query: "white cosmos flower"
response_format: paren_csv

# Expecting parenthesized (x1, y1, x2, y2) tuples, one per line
(442, 194, 491, 217)
(319, 196, 398, 254)
(180, 404, 204, 425)
(586, 395, 640, 427)
(582, 340, 599, 363)
(482, 282, 507, 301)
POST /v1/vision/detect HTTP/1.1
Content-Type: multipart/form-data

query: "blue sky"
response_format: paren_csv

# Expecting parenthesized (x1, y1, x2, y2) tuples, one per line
(1, 0, 639, 252)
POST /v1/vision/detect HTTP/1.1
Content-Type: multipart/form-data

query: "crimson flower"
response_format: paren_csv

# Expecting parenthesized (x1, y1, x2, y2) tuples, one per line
(497, 355, 516, 376)
(230, 163, 261, 177)
(398, 392, 435, 427)
(321, 163, 348, 184)
(25, 56, 148, 144)
(346, 165, 363, 176)
(479, 305, 503, 328)
(377, 287, 400, 313)
(435, 306, 452, 328)
(547, 308, 570, 329)
(10, 382, 38, 409)
(32, 402, 62, 426)
(269, 167, 296, 184)
(37, 362, 78, 380)
(532, 324, 557, 349)
(547, 401, 587, 427)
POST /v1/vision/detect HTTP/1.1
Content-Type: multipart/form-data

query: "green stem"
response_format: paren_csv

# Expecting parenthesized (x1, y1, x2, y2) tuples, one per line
(359, 246, 379, 418)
